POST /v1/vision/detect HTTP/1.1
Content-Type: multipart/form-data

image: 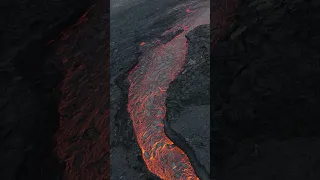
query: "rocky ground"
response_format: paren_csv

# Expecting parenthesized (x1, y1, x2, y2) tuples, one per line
(6, 0, 320, 180)
(0, 0, 108, 179)
(53, 3, 109, 180)
(211, 0, 320, 179)
(165, 24, 210, 177)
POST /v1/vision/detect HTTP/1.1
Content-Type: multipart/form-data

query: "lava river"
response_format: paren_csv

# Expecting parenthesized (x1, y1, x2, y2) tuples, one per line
(127, 1, 209, 179)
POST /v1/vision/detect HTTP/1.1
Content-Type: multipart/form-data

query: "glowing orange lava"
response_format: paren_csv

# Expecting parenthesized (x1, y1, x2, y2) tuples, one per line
(127, 2, 209, 179)
(128, 33, 198, 180)
(140, 42, 146, 46)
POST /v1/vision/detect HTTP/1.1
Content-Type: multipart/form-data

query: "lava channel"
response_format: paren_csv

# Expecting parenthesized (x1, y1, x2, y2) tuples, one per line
(127, 2, 209, 179)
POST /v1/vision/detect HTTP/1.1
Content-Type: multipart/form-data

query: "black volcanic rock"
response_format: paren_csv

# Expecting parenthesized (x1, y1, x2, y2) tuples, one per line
(166, 24, 210, 107)
(0, 0, 94, 179)
(0, 0, 92, 68)
(211, 0, 320, 179)
(165, 24, 210, 178)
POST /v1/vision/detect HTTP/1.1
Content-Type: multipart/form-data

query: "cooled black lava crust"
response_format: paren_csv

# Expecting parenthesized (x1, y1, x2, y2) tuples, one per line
(211, 0, 320, 179)
(0, 0, 94, 179)
(165, 24, 210, 180)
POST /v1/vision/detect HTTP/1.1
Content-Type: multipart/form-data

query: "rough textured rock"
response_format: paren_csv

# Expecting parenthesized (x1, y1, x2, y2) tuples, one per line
(0, 0, 93, 70)
(0, 0, 96, 179)
(53, 3, 110, 180)
(109, 0, 195, 179)
(165, 24, 210, 175)
(211, 0, 320, 179)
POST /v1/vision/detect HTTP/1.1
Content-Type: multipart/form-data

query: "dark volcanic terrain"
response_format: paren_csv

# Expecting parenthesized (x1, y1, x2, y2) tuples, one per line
(54, 3, 109, 180)
(0, 0, 109, 179)
(165, 24, 210, 177)
(211, 0, 320, 179)
(110, 0, 210, 179)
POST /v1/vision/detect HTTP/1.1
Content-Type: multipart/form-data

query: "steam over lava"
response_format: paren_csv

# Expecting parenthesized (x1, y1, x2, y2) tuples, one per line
(127, 2, 209, 179)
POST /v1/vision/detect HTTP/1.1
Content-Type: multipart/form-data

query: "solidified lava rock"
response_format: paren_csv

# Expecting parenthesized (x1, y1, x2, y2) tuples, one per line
(158, 29, 184, 44)
(0, 0, 95, 179)
(211, 0, 320, 179)
(0, 0, 93, 69)
(0, 77, 62, 180)
(165, 24, 210, 177)
(53, 3, 110, 180)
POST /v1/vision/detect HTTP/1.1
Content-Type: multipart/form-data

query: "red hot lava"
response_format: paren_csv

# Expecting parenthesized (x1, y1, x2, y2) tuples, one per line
(127, 2, 209, 179)
(140, 42, 146, 46)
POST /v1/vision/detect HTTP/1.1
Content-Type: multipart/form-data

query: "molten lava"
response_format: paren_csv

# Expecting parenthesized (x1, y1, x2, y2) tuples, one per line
(140, 42, 146, 46)
(127, 2, 209, 179)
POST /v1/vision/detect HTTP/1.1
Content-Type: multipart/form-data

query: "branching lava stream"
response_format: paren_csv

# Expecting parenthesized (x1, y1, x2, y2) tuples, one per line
(127, 2, 209, 179)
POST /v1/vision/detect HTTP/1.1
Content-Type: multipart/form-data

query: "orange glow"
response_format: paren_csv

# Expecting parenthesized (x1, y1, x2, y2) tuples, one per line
(128, 32, 199, 179)
(126, 2, 211, 179)
(140, 42, 146, 46)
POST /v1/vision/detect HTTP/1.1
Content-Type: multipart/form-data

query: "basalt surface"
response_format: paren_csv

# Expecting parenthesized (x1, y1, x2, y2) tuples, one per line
(165, 24, 210, 176)
(0, 0, 108, 179)
(54, 3, 110, 180)
(211, 0, 320, 179)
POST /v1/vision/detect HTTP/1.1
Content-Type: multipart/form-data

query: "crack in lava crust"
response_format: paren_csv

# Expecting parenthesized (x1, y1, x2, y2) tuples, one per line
(127, 2, 209, 179)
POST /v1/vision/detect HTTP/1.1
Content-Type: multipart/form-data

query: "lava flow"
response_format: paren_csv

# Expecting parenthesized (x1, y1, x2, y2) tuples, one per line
(127, 2, 209, 179)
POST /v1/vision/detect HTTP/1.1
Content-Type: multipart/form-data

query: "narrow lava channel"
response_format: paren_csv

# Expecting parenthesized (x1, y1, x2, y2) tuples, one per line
(127, 2, 209, 179)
